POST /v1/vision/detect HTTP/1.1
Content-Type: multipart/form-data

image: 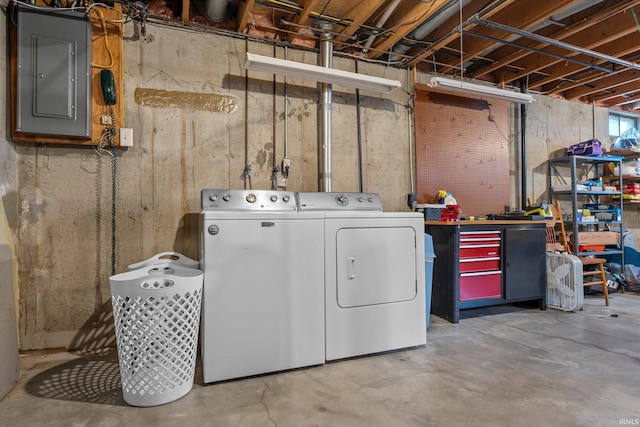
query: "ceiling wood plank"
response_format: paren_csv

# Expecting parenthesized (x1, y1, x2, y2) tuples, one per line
(604, 90, 640, 108)
(470, 0, 640, 80)
(221, 0, 640, 110)
(436, 0, 575, 75)
(182, 0, 190, 22)
(596, 81, 640, 104)
(531, 32, 640, 92)
(286, 0, 323, 42)
(495, 10, 639, 85)
(237, 0, 256, 34)
(563, 69, 640, 100)
(333, 0, 386, 46)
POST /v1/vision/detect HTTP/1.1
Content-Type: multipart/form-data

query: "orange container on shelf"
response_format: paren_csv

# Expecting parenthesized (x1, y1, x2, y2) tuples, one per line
(579, 244, 605, 252)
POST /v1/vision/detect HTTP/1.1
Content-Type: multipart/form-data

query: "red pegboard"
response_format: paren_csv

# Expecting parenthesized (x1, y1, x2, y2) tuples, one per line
(414, 85, 511, 217)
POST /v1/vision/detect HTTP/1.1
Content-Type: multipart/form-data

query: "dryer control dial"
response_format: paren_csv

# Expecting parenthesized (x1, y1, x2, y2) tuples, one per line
(222, 194, 231, 202)
(209, 194, 218, 202)
(270, 195, 278, 202)
(335, 194, 349, 207)
(283, 195, 290, 203)
(246, 193, 257, 203)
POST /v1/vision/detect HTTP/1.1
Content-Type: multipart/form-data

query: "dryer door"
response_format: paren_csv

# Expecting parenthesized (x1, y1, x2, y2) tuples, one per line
(336, 226, 417, 307)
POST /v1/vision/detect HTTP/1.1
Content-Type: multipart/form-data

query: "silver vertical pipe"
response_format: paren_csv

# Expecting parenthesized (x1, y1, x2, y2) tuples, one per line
(407, 66, 415, 195)
(284, 47, 289, 159)
(317, 22, 333, 192)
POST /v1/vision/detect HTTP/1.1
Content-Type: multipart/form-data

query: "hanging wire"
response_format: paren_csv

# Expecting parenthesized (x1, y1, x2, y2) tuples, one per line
(459, 0, 464, 78)
(110, 142, 117, 276)
(88, 6, 115, 69)
(93, 105, 117, 275)
(94, 149, 103, 311)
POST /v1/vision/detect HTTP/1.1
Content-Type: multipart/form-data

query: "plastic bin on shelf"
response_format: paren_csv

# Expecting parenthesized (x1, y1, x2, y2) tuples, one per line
(109, 262, 203, 407)
(127, 251, 199, 271)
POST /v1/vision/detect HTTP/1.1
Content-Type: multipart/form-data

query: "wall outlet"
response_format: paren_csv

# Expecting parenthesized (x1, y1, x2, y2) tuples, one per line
(120, 128, 133, 147)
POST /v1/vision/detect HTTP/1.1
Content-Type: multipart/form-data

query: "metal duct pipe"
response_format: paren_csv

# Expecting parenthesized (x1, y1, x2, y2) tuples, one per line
(356, 61, 364, 192)
(317, 22, 333, 192)
(389, 0, 468, 62)
(361, 0, 402, 57)
(204, 0, 229, 22)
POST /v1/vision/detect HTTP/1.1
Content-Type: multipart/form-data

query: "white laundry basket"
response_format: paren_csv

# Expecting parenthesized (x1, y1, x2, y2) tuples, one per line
(127, 251, 199, 271)
(109, 262, 203, 407)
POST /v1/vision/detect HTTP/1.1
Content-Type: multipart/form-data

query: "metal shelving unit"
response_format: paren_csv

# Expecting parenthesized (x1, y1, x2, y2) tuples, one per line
(548, 155, 624, 264)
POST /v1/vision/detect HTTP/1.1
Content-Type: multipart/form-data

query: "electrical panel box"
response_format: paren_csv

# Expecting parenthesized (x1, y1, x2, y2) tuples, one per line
(16, 4, 92, 138)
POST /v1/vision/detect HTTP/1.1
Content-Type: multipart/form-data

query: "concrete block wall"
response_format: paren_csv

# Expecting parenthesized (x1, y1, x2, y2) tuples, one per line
(525, 96, 640, 245)
(0, 18, 634, 351)
(3, 22, 414, 350)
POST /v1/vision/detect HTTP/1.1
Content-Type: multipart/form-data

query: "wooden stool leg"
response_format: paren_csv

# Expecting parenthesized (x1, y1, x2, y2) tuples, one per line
(598, 261, 610, 306)
(580, 258, 611, 307)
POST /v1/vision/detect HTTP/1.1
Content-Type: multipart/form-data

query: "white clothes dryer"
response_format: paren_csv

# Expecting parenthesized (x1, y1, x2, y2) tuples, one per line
(200, 189, 325, 383)
(297, 192, 426, 361)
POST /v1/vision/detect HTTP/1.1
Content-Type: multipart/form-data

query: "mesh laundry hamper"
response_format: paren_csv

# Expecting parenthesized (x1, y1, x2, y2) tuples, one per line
(109, 262, 203, 407)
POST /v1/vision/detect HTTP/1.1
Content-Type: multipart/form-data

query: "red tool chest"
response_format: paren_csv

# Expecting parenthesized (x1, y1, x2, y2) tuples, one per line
(459, 231, 502, 301)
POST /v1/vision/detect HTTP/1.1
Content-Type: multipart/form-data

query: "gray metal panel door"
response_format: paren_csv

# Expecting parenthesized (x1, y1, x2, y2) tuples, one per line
(16, 5, 91, 138)
(33, 35, 76, 119)
(504, 228, 546, 300)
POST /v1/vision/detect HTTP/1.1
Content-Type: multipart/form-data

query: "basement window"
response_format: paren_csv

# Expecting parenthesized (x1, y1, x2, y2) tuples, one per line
(609, 112, 638, 137)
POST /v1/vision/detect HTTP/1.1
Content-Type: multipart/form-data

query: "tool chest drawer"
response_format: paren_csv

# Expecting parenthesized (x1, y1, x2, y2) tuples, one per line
(459, 257, 500, 273)
(459, 231, 501, 245)
(459, 231, 501, 275)
(459, 271, 502, 301)
(459, 244, 500, 259)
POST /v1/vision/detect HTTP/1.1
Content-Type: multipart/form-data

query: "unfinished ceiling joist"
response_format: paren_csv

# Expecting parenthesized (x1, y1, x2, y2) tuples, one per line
(472, 18, 640, 72)
(116, 0, 640, 109)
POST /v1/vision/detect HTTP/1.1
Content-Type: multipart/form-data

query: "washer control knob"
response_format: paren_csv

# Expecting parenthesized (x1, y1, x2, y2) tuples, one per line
(357, 196, 364, 202)
(282, 195, 290, 203)
(246, 193, 257, 203)
(208, 194, 218, 202)
(222, 194, 231, 202)
(270, 195, 278, 202)
(368, 197, 374, 203)
(336, 194, 349, 207)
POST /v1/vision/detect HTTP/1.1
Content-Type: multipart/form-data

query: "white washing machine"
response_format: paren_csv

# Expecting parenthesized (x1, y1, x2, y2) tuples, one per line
(200, 189, 325, 383)
(297, 192, 426, 361)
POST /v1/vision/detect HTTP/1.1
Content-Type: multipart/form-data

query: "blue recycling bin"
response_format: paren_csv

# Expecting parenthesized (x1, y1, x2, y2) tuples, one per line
(424, 234, 435, 329)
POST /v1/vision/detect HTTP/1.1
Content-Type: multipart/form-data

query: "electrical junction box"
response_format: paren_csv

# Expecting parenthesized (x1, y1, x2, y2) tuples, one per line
(15, 4, 92, 138)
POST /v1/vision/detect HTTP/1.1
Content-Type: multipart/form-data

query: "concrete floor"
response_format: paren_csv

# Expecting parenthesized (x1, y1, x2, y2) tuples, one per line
(2, 292, 640, 427)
